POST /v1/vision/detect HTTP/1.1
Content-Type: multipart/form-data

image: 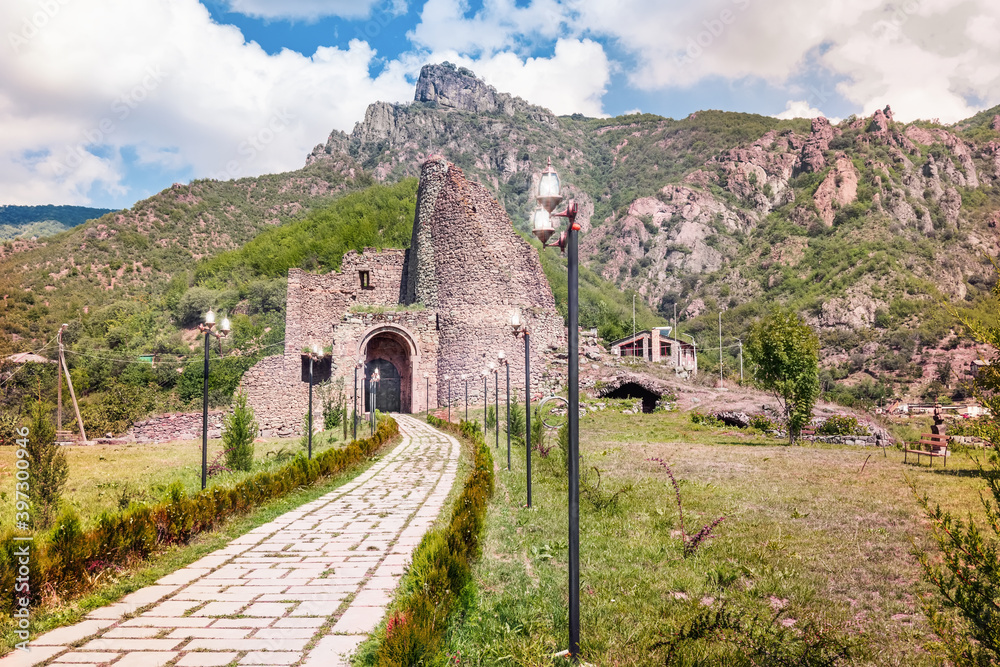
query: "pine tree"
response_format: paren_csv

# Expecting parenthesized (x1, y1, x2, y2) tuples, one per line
(222, 391, 258, 472)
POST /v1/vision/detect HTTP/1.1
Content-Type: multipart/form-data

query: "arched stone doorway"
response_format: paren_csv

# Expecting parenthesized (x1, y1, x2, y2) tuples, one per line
(359, 326, 418, 413)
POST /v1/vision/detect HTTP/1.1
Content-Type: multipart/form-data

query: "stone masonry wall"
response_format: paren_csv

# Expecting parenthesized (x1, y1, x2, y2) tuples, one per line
(126, 411, 224, 443)
(240, 354, 307, 437)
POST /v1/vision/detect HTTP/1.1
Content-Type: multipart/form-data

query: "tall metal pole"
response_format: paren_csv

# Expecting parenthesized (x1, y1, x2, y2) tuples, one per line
(674, 303, 678, 371)
(308, 356, 314, 459)
(353, 366, 358, 441)
(632, 293, 635, 350)
(739, 339, 744, 383)
(57, 327, 63, 431)
(201, 330, 210, 491)
(506, 361, 511, 470)
(719, 311, 723, 387)
(426, 375, 429, 415)
(447, 378, 451, 423)
(525, 332, 532, 508)
(494, 369, 499, 449)
(465, 378, 469, 422)
(483, 375, 488, 429)
(568, 216, 581, 660)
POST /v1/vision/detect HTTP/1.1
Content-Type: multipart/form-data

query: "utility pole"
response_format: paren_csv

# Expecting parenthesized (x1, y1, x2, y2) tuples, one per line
(718, 312, 723, 387)
(58, 324, 86, 442)
(738, 339, 743, 383)
(632, 293, 636, 353)
(673, 303, 678, 371)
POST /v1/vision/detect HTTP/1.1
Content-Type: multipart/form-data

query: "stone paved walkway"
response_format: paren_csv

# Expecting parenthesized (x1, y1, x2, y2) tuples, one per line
(3, 415, 458, 667)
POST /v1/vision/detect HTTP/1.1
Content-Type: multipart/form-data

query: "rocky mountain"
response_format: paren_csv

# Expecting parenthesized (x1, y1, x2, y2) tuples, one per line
(302, 63, 1000, 401)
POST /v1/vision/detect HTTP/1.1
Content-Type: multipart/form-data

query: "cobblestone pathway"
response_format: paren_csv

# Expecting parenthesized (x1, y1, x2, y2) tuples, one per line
(3, 415, 458, 667)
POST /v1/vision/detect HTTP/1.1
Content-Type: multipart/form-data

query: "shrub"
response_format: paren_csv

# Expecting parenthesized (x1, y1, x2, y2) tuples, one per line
(690, 411, 723, 427)
(816, 415, 868, 437)
(748, 413, 779, 431)
(222, 391, 258, 472)
(365, 415, 493, 665)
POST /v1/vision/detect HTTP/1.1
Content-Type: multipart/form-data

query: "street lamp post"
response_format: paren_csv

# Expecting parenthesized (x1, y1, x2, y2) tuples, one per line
(463, 374, 468, 422)
(512, 310, 532, 507)
(444, 374, 451, 422)
(499, 350, 510, 470)
(306, 343, 323, 460)
(532, 157, 581, 659)
(424, 371, 430, 415)
(354, 358, 363, 441)
(370, 367, 380, 436)
(492, 362, 499, 449)
(198, 310, 230, 491)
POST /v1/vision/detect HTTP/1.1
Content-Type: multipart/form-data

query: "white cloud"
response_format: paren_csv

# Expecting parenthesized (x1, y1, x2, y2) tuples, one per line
(773, 100, 841, 124)
(427, 38, 611, 117)
(0, 0, 414, 205)
(223, 0, 390, 21)
(408, 0, 569, 56)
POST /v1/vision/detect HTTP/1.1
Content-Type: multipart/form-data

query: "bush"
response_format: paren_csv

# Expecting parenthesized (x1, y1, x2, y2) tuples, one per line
(0, 417, 400, 617)
(690, 411, 723, 427)
(222, 392, 258, 472)
(364, 415, 493, 665)
(816, 415, 868, 436)
(748, 413, 779, 432)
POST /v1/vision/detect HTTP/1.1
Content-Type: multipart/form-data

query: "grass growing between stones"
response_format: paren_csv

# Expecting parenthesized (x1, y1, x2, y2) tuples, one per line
(0, 431, 349, 532)
(439, 409, 988, 665)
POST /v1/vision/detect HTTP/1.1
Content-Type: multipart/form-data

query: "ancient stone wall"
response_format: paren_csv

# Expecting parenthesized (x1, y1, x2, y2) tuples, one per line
(126, 411, 223, 443)
(239, 354, 306, 437)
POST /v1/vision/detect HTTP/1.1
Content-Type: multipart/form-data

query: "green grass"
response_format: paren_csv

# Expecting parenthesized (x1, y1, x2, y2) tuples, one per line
(0, 430, 350, 532)
(441, 409, 987, 665)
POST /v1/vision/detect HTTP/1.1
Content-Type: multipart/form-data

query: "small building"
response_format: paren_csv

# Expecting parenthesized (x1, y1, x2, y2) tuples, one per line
(5, 352, 56, 364)
(609, 328, 697, 375)
(970, 359, 991, 379)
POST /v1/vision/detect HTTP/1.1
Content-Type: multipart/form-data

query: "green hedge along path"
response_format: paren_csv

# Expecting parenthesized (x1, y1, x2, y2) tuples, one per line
(1, 414, 459, 667)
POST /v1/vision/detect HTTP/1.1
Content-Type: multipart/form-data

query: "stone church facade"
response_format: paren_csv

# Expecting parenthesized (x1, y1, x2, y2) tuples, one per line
(242, 157, 565, 436)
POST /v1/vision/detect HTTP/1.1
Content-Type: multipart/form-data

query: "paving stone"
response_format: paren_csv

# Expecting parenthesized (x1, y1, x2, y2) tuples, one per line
(176, 654, 239, 667)
(16, 416, 458, 667)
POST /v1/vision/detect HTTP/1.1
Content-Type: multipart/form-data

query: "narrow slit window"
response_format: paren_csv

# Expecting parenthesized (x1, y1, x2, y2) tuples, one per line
(359, 270, 370, 289)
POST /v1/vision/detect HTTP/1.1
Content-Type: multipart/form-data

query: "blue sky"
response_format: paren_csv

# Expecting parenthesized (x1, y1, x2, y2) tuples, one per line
(2, 0, 997, 209)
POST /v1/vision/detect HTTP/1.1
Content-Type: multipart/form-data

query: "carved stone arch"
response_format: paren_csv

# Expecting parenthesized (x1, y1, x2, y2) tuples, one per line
(358, 324, 421, 414)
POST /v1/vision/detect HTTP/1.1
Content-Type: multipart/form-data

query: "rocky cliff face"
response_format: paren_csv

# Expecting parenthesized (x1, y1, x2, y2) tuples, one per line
(305, 64, 1000, 345)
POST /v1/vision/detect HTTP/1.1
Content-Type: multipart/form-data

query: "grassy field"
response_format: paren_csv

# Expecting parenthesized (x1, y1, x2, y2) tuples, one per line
(439, 407, 986, 666)
(0, 429, 350, 531)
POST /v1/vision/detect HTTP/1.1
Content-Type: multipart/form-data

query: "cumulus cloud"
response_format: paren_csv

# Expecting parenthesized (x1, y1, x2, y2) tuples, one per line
(426, 38, 611, 116)
(773, 100, 841, 124)
(0, 0, 413, 205)
(224, 0, 397, 21)
(408, 0, 568, 56)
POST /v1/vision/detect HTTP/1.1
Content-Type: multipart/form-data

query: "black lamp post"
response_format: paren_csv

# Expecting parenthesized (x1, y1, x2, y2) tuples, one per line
(353, 358, 363, 441)
(306, 343, 323, 460)
(444, 374, 451, 422)
(512, 309, 531, 507)
(198, 310, 230, 491)
(492, 362, 499, 449)
(424, 371, 430, 415)
(499, 350, 510, 470)
(532, 157, 581, 659)
(463, 374, 468, 422)
(482, 369, 488, 430)
(370, 366, 380, 436)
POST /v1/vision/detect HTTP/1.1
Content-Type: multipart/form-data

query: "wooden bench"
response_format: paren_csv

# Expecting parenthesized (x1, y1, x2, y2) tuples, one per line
(800, 427, 816, 442)
(904, 433, 949, 467)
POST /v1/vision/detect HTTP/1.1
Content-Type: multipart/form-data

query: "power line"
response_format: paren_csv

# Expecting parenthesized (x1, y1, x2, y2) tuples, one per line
(0, 334, 58, 391)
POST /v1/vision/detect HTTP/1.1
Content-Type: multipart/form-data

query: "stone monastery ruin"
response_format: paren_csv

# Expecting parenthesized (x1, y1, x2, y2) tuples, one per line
(242, 156, 565, 435)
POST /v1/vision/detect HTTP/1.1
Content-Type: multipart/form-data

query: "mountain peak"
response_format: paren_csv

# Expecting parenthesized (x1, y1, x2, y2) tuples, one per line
(413, 62, 550, 118)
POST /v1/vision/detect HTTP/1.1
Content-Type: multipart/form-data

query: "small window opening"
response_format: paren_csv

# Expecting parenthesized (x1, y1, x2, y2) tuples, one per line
(359, 270, 370, 289)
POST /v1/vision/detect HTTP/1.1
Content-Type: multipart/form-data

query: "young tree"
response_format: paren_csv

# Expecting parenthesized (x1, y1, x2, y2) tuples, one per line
(745, 308, 820, 445)
(27, 399, 69, 528)
(222, 391, 258, 472)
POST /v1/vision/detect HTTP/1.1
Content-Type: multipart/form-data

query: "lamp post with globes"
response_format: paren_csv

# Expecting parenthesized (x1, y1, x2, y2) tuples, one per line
(424, 371, 430, 415)
(199, 310, 230, 491)
(369, 367, 381, 436)
(491, 362, 499, 449)
(512, 310, 532, 507)
(531, 157, 582, 659)
(354, 358, 363, 441)
(482, 369, 488, 431)
(444, 374, 451, 422)
(306, 343, 324, 460)
(498, 350, 510, 470)
(463, 374, 468, 422)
